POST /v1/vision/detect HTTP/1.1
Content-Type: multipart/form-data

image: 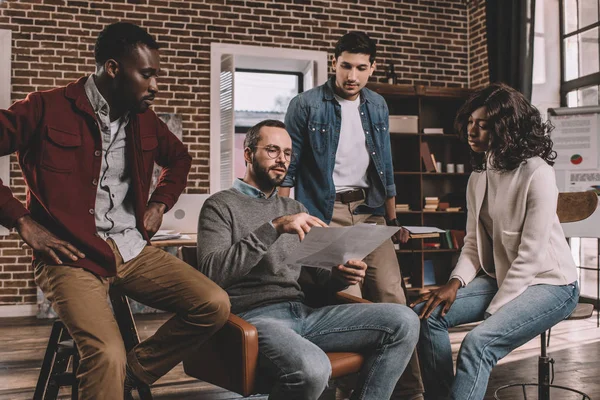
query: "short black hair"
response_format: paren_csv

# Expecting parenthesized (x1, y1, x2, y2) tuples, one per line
(334, 32, 377, 64)
(94, 22, 159, 66)
(244, 120, 286, 151)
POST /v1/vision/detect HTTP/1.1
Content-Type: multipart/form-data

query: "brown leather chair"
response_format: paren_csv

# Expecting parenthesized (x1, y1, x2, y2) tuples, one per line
(179, 246, 366, 397)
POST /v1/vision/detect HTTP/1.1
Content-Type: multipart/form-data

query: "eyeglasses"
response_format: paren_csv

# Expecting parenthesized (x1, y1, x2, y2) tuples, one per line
(254, 145, 295, 162)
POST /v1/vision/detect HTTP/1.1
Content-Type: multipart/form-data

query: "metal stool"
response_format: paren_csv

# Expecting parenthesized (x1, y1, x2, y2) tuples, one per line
(34, 288, 153, 400)
(494, 303, 594, 400)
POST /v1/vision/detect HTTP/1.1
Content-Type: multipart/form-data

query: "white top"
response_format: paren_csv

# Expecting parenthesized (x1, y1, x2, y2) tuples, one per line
(449, 157, 577, 315)
(332, 94, 369, 192)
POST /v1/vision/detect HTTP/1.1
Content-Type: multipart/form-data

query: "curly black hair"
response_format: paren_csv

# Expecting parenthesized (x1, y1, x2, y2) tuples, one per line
(454, 83, 556, 172)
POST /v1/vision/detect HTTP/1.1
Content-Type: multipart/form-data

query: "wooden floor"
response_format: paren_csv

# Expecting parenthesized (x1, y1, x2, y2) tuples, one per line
(1, 313, 599, 400)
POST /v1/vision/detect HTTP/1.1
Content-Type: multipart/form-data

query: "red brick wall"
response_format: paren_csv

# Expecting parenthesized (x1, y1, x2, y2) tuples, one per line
(468, 0, 489, 89)
(0, 0, 487, 306)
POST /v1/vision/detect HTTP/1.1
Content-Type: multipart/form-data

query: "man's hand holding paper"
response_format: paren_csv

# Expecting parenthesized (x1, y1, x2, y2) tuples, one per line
(332, 259, 367, 286)
(283, 224, 400, 269)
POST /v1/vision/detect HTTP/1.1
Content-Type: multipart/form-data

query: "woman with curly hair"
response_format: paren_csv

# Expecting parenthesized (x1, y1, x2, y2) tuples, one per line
(411, 83, 580, 400)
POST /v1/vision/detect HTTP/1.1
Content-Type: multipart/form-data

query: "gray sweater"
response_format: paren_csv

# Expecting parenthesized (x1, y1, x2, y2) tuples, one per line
(197, 188, 342, 314)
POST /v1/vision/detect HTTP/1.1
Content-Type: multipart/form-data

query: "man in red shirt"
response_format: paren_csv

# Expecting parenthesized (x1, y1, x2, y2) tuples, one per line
(0, 22, 229, 400)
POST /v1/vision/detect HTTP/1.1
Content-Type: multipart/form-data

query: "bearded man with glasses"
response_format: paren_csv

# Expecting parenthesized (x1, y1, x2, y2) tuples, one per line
(196, 119, 419, 400)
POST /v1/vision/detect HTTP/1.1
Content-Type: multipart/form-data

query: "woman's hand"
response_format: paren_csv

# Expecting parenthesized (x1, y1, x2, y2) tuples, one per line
(410, 278, 462, 319)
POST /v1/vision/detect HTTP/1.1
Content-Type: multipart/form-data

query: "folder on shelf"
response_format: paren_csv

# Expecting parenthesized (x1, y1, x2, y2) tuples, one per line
(420, 142, 436, 172)
(423, 260, 436, 285)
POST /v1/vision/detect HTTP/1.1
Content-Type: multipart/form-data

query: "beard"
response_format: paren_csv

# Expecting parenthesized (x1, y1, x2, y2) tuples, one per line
(252, 157, 287, 190)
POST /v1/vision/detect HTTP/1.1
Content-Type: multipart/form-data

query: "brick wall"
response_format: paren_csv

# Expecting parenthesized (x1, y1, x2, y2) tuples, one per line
(0, 0, 487, 306)
(468, 0, 489, 89)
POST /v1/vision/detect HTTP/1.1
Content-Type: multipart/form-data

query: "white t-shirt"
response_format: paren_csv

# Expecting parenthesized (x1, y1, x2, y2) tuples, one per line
(332, 94, 370, 192)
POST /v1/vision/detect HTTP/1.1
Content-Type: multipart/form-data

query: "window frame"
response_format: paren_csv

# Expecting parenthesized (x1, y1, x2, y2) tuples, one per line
(559, 0, 600, 105)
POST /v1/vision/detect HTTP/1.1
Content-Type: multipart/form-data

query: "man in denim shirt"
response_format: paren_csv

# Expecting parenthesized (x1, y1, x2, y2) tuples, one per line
(280, 32, 424, 400)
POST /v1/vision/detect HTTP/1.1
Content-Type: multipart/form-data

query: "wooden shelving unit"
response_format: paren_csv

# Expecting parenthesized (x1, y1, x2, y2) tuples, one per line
(368, 82, 473, 297)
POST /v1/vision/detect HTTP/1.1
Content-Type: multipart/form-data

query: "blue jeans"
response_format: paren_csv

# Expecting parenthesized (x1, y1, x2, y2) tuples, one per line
(413, 275, 579, 400)
(238, 301, 419, 400)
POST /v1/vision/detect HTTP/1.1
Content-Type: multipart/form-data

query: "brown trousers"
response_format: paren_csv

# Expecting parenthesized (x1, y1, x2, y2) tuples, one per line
(331, 201, 424, 398)
(34, 240, 230, 400)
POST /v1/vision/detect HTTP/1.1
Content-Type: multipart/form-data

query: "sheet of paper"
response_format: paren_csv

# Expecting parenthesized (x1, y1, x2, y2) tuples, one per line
(551, 113, 598, 169)
(402, 226, 446, 234)
(283, 225, 399, 269)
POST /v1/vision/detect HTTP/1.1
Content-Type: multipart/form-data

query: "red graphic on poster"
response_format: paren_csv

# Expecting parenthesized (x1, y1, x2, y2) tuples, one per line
(571, 154, 583, 165)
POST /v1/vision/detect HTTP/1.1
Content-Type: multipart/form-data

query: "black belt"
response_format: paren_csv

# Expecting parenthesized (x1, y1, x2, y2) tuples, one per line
(335, 189, 366, 203)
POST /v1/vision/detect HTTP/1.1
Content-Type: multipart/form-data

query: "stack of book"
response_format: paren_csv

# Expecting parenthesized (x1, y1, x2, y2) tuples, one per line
(424, 197, 439, 212)
(395, 203, 411, 212)
(423, 128, 444, 134)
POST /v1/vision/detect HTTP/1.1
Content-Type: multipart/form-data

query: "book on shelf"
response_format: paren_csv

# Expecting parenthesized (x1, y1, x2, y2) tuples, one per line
(423, 128, 445, 134)
(446, 207, 462, 212)
(424, 196, 439, 211)
(442, 230, 454, 249)
(450, 230, 466, 249)
(430, 153, 439, 172)
(437, 202, 450, 211)
(423, 242, 441, 249)
(395, 203, 411, 211)
(420, 142, 436, 172)
(403, 276, 412, 289)
(410, 232, 440, 239)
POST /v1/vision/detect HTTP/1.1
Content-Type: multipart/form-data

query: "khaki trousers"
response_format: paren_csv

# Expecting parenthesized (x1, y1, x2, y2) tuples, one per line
(331, 200, 424, 397)
(34, 240, 230, 400)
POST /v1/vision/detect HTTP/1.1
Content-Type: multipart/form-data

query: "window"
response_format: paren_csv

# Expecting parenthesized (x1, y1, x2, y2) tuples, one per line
(209, 43, 327, 193)
(560, 0, 600, 106)
(234, 70, 303, 133)
(0, 29, 10, 235)
(233, 69, 303, 180)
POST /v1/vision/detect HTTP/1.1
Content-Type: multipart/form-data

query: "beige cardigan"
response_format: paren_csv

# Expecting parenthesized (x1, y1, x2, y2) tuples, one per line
(450, 156, 577, 315)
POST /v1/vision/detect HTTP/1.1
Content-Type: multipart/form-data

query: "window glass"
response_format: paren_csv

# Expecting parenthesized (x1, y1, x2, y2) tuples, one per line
(564, 0, 578, 34)
(579, 238, 598, 298)
(563, 27, 599, 81)
(233, 71, 301, 179)
(566, 85, 599, 106)
(580, 27, 599, 77)
(564, 33, 580, 81)
(234, 71, 300, 130)
(579, 0, 599, 29)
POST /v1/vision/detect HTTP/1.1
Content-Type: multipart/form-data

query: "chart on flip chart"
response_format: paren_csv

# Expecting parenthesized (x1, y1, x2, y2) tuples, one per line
(549, 106, 600, 238)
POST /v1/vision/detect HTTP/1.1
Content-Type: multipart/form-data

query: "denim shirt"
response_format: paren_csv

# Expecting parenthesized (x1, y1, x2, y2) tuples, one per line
(232, 178, 278, 199)
(283, 77, 396, 223)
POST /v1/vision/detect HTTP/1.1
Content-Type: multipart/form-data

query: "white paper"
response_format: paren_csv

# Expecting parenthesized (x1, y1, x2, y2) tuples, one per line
(151, 229, 186, 241)
(552, 114, 598, 169)
(402, 226, 446, 234)
(566, 170, 600, 193)
(283, 225, 400, 269)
